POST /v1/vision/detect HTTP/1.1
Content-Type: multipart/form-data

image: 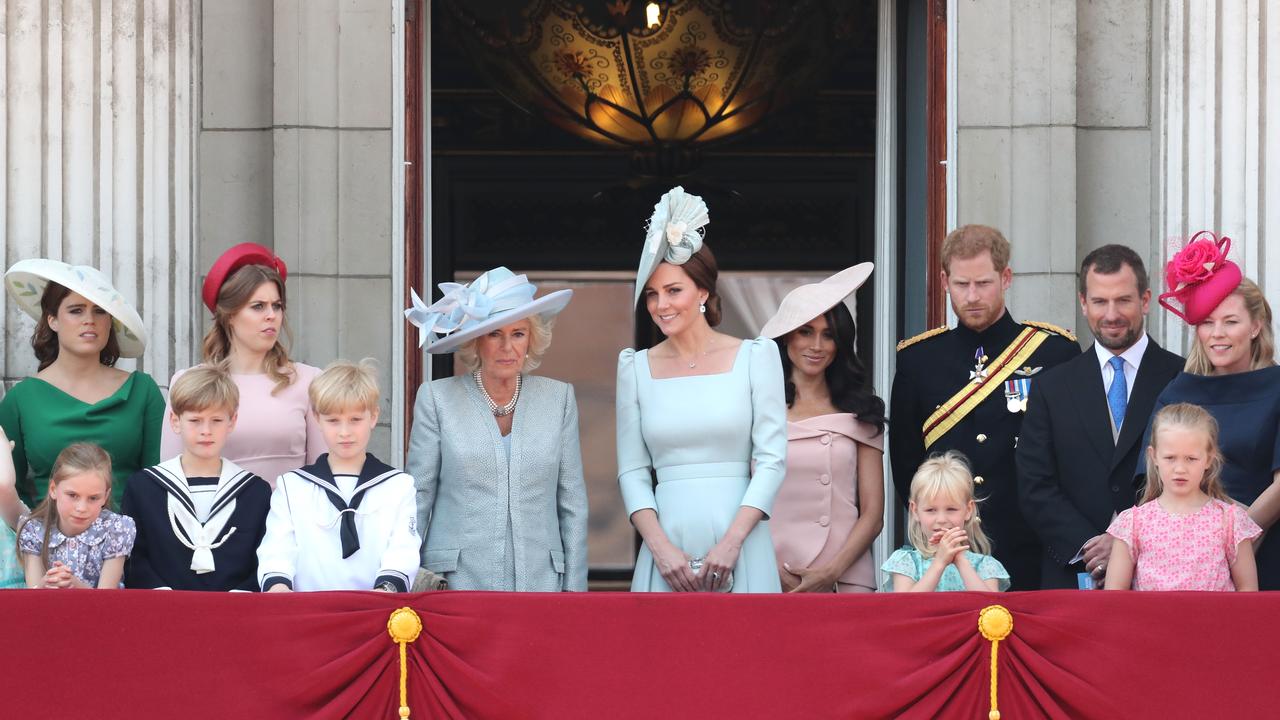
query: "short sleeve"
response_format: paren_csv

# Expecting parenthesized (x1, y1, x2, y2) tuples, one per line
(1227, 503, 1263, 565)
(616, 349, 657, 516)
(17, 515, 43, 556)
(972, 553, 1011, 591)
(879, 547, 921, 591)
(1107, 506, 1137, 549)
(739, 338, 788, 515)
(103, 513, 137, 559)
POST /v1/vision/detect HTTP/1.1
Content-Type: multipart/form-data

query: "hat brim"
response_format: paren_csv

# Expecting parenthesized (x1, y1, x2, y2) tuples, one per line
(423, 289, 574, 354)
(760, 263, 874, 339)
(5, 259, 148, 357)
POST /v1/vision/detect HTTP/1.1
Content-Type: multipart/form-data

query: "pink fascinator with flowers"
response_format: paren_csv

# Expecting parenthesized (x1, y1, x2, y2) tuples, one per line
(1158, 230, 1243, 325)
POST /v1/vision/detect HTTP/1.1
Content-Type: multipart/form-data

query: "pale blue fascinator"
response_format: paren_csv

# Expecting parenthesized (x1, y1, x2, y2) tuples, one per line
(404, 267, 573, 354)
(633, 186, 711, 309)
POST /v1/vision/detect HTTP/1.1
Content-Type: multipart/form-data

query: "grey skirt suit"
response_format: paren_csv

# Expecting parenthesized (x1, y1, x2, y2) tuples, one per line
(407, 374, 589, 591)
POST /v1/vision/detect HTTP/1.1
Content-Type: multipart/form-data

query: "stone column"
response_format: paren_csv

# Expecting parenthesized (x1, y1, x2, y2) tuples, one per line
(1, 0, 197, 387)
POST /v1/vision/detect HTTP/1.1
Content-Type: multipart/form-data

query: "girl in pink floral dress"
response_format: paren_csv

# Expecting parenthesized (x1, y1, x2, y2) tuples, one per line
(1104, 403, 1260, 591)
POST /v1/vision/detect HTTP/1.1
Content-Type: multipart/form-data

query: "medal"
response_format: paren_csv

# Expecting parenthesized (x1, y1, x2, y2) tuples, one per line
(1004, 378, 1031, 413)
(969, 347, 989, 385)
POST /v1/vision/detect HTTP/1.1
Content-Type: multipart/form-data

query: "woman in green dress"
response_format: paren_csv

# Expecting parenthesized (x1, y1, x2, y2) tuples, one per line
(0, 260, 163, 516)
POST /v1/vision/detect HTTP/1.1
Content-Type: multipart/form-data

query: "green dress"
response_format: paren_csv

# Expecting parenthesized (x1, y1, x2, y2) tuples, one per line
(0, 371, 165, 508)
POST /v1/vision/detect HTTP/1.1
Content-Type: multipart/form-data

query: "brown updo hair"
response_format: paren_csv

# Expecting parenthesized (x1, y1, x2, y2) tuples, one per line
(31, 282, 122, 371)
(201, 264, 296, 394)
(673, 244, 723, 327)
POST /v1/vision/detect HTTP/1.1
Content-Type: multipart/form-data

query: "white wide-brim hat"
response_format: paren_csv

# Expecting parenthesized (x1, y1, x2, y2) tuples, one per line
(405, 266, 573, 355)
(4, 259, 148, 357)
(760, 262, 874, 339)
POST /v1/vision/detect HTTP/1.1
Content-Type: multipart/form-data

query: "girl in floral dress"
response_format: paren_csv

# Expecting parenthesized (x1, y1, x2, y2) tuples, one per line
(16, 443, 136, 589)
(1105, 403, 1260, 591)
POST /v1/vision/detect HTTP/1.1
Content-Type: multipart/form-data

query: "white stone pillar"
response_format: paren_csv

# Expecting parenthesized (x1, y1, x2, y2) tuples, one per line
(1, 0, 197, 388)
(1156, 0, 1280, 350)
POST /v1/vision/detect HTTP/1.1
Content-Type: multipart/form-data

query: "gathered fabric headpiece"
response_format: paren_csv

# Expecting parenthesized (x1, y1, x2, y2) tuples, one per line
(404, 266, 573, 354)
(633, 186, 710, 308)
(1158, 231, 1243, 325)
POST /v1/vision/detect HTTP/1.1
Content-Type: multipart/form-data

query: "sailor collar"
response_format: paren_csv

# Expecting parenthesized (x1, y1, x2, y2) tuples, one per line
(292, 454, 401, 559)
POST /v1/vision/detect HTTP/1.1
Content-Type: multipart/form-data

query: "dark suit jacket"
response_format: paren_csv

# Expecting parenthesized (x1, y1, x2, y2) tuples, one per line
(1016, 337, 1184, 588)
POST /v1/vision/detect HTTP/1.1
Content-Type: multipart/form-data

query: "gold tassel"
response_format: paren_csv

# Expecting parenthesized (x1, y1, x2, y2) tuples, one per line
(978, 605, 1013, 720)
(387, 607, 423, 719)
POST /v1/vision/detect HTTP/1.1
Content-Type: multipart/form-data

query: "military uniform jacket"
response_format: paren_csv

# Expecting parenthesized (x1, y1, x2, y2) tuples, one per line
(121, 457, 270, 591)
(889, 310, 1080, 590)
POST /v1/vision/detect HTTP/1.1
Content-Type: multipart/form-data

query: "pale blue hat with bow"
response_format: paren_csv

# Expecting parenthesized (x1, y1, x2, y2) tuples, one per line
(634, 186, 711, 309)
(404, 267, 573, 354)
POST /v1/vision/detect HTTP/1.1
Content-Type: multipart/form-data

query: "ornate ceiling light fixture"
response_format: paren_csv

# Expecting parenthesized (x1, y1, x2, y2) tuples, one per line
(441, 0, 848, 177)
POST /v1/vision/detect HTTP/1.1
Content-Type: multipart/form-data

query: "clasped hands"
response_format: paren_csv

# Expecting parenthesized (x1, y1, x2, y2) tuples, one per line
(653, 540, 737, 592)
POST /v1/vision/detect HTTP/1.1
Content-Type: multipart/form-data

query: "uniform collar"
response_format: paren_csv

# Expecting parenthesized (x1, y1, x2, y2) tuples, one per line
(297, 453, 397, 487)
(952, 309, 1020, 346)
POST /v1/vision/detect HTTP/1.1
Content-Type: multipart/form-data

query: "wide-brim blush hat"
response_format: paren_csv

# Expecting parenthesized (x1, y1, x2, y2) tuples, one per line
(634, 186, 710, 309)
(202, 243, 288, 313)
(1158, 231, 1243, 325)
(5, 259, 148, 357)
(404, 266, 573, 354)
(760, 263, 874, 339)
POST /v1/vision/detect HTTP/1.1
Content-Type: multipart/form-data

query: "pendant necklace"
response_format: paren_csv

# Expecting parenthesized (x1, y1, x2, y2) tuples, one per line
(474, 371, 521, 416)
(685, 338, 714, 368)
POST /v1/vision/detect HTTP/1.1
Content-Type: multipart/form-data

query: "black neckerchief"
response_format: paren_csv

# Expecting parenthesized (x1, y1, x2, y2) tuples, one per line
(292, 454, 399, 559)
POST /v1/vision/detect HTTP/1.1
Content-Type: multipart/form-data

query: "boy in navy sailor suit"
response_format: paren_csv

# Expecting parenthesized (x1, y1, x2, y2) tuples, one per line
(257, 360, 420, 592)
(123, 364, 270, 591)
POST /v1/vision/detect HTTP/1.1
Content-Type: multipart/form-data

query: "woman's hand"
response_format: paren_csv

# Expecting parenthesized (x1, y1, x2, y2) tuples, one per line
(700, 538, 741, 592)
(779, 563, 802, 592)
(935, 527, 970, 564)
(783, 562, 838, 593)
(651, 543, 698, 592)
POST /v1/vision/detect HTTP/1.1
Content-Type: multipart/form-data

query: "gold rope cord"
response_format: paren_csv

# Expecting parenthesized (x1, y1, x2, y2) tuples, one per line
(978, 605, 1013, 720)
(388, 607, 423, 719)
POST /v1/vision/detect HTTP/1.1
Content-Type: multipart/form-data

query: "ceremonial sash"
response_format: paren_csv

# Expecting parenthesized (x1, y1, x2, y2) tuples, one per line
(922, 327, 1049, 448)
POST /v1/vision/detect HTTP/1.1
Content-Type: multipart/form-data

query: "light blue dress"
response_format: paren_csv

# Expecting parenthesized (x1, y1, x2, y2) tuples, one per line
(879, 547, 1010, 592)
(617, 338, 787, 592)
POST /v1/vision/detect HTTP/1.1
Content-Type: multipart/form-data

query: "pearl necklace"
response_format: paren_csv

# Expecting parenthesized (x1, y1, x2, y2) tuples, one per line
(474, 371, 521, 416)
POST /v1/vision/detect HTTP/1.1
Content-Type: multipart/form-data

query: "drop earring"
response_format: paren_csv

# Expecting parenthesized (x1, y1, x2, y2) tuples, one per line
(699, 303, 707, 314)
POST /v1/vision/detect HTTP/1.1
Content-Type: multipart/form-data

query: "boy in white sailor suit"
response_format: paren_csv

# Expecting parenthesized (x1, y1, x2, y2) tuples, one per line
(123, 365, 271, 591)
(257, 360, 420, 592)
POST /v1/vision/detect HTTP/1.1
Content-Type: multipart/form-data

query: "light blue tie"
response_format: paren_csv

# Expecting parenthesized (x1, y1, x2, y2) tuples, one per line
(1107, 356, 1127, 430)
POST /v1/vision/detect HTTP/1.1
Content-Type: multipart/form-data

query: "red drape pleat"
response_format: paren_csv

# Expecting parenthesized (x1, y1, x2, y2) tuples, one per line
(4, 589, 1276, 719)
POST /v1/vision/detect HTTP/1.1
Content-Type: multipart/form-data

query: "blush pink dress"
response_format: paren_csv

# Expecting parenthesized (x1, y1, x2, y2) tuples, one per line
(1107, 498, 1261, 591)
(770, 413, 883, 592)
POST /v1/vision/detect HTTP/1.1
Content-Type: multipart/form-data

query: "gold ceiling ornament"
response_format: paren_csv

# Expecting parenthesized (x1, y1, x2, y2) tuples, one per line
(977, 605, 1014, 720)
(441, 0, 849, 176)
(387, 607, 424, 719)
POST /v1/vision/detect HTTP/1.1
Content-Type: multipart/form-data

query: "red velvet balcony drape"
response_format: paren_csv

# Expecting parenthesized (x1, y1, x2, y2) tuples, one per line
(4, 590, 1273, 719)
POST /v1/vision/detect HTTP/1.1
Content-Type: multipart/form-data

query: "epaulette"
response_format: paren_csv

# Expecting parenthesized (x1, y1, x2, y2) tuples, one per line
(896, 325, 949, 351)
(1024, 320, 1077, 342)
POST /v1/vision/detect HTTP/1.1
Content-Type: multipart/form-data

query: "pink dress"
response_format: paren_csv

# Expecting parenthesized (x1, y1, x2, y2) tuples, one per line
(770, 413, 883, 591)
(160, 363, 326, 487)
(1107, 498, 1261, 591)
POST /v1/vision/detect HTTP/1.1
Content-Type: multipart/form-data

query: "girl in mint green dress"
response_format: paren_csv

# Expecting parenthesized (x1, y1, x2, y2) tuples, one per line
(880, 451, 1010, 592)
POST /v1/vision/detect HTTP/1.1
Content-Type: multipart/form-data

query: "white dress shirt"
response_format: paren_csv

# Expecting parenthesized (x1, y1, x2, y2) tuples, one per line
(1094, 332, 1149, 404)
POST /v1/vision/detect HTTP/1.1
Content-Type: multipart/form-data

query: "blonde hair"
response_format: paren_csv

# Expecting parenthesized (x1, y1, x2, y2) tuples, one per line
(940, 224, 1011, 274)
(169, 362, 240, 416)
(454, 313, 554, 374)
(309, 358, 380, 415)
(15, 443, 114, 569)
(1185, 278, 1277, 375)
(906, 451, 992, 556)
(1140, 403, 1229, 504)
(201, 264, 296, 394)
